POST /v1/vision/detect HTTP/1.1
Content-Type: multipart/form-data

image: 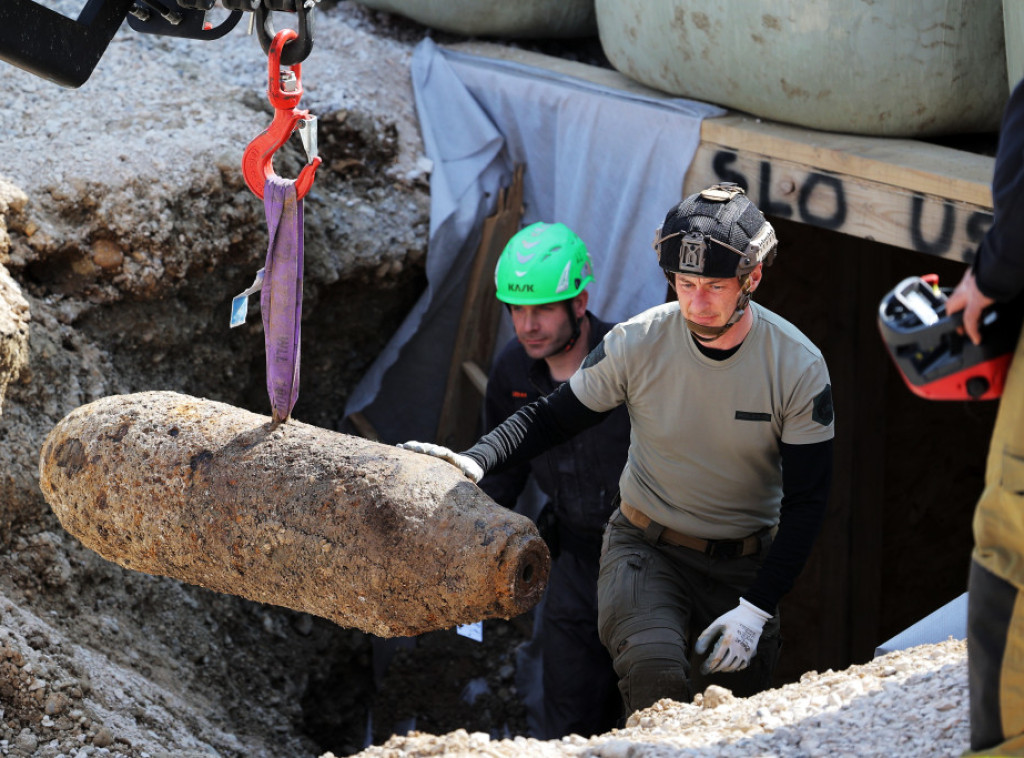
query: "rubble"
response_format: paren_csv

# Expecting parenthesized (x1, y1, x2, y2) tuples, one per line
(347, 638, 969, 757)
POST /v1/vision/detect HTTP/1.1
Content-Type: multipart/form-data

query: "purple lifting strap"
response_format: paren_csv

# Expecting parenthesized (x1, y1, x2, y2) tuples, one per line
(261, 176, 303, 424)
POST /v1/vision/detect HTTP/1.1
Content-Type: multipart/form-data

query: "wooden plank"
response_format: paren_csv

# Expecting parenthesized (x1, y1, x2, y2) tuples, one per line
(684, 145, 993, 262)
(345, 412, 380, 442)
(462, 360, 489, 397)
(435, 164, 525, 450)
(755, 218, 856, 683)
(699, 115, 993, 208)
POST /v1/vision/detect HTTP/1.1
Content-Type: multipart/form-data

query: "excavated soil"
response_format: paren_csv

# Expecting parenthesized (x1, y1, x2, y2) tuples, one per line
(0, 3, 987, 757)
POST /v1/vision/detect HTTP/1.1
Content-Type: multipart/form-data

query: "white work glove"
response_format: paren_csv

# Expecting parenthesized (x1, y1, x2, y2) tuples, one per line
(397, 441, 483, 483)
(694, 598, 772, 675)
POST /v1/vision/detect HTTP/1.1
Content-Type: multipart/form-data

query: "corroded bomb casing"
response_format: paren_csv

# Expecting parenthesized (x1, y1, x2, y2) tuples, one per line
(38, 391, 549, 637)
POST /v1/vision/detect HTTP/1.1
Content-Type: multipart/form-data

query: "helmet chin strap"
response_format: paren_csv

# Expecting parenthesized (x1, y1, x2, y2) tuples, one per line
(548, 307, 581, 354)
(544, 304, 583, 358)
(685, 277, 753, 343)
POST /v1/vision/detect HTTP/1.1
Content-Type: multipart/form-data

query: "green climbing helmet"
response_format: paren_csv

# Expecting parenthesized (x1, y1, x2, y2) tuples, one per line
(494, 222, 594, 306)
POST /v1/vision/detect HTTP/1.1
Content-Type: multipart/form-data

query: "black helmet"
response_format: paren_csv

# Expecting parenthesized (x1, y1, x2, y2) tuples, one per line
(878, 275, 1023, 400)
(653, 183, 777, 341)
(654, 183, 777, 280)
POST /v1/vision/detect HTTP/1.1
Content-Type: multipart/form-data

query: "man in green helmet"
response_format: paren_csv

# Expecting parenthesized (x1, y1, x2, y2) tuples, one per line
(402, 185, 833, 720)
(481, 221, 630, 739)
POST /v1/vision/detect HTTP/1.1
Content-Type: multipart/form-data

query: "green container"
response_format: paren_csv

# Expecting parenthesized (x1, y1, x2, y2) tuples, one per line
(596, 0, 1008, 136)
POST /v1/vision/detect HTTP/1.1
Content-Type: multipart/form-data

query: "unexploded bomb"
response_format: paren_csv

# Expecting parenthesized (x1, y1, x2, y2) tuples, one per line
(38, 391, 549, 637)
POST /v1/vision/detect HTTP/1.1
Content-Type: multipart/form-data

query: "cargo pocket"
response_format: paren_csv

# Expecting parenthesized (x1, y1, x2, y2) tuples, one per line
(597, 551, 646, 652)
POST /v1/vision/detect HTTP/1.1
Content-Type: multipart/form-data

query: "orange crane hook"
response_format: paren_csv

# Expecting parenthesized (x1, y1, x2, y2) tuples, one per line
(241, 28, 322, 200)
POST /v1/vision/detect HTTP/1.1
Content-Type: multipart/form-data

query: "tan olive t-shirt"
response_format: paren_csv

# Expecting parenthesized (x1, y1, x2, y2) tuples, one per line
(569, 301, 834, 539)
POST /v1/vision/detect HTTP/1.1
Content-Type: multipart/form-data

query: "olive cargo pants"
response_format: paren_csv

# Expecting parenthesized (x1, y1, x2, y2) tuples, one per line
(597, 508, 781, 715)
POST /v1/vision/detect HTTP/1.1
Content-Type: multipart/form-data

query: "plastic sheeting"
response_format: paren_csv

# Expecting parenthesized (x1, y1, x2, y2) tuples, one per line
(344, 39, 724, 444)
(874, 592, 967, 657)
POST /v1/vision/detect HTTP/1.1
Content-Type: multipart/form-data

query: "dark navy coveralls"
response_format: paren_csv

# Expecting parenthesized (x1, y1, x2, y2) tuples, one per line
(479, 312, 630, 739)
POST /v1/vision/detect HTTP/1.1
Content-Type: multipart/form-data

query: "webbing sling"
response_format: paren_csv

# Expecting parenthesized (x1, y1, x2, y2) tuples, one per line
(261, 175, 303, 424)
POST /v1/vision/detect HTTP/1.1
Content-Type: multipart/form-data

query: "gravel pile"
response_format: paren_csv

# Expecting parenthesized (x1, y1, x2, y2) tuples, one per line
(341, 638, 968, 758)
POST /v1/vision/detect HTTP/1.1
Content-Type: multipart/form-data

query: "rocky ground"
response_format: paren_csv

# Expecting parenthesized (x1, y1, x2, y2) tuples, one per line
(0, 2, 978, 757)
(350, 638, 970, 758)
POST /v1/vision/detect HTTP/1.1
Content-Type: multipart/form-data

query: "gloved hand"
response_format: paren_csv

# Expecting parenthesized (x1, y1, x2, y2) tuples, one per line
(694, 598, 772, 674)
(397, 441, 483, 483)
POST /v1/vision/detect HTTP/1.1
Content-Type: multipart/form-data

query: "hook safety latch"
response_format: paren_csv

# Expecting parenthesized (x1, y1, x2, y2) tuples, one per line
(241, 27, 322, 200)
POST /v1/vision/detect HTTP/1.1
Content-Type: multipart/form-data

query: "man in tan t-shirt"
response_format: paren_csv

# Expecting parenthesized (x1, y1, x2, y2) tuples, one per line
(401, 184, 834, 718)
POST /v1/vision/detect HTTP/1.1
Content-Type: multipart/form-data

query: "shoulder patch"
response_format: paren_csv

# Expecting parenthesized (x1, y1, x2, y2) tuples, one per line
(580, 341, 606, 370)
(812, 384, 834, 426)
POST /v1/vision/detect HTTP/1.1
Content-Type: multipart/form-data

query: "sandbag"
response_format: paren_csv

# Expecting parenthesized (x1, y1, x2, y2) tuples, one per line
(595, 0, 1008, 137)
(354, 0, 596, 38)
(38, 391, 549, 637)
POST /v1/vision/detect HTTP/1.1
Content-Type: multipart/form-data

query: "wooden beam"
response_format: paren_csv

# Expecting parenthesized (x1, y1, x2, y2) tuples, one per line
(846, 245, 890, 663)
(462, 360, 489, 397)
(684, 145, 993, 263)
(435, 164, 526, 450)
(344, 411, 381, 442)
(697, 115, 993, 207)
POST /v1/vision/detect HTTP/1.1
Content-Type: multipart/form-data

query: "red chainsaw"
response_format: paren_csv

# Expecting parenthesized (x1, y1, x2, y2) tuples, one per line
(878, 274, 1024, 401)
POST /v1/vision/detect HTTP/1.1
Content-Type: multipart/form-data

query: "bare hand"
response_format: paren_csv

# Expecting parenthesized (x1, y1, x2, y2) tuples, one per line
(945, 270, 995, 345)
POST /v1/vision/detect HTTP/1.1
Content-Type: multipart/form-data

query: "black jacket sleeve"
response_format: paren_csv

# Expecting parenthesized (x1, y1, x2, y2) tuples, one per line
(476, 352, 532, 509)
(973, 78, 1024, 302)
(477, 455, 532, 510)
(463, 382, 611, 476)
(744, 438, 833, 614)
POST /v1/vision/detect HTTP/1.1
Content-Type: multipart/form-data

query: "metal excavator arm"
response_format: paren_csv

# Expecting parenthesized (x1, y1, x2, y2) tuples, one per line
(0, 0, 313, 88)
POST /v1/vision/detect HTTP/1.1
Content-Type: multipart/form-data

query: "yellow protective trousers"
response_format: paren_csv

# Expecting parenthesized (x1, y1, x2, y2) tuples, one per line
(969, 325, 1024, 755)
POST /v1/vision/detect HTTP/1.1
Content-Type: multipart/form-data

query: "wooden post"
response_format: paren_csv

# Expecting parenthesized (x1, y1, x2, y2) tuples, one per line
(435, 164, 526, 450)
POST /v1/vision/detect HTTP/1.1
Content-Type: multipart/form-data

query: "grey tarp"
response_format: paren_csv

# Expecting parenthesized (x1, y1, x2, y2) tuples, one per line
(344, 38, 724, 443)
(874, 592, 967, 656)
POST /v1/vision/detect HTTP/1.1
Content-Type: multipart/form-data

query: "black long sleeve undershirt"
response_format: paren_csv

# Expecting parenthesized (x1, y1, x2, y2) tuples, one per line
(744, 438, 833, 613)
(462, 382, 609, 474)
